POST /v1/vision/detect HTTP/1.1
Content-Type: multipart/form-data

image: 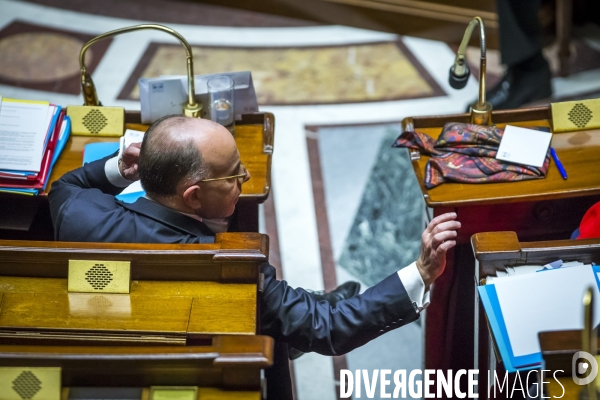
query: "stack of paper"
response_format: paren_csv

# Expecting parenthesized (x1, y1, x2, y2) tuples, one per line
(485, 260, 586, 284)
(479, 264, 600, 372)
(0, 97, 71, 195)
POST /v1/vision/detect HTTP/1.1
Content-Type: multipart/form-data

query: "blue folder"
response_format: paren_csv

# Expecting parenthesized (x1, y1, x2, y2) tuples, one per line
(82, 142, 120, 165)
(478, 265, 600, 373)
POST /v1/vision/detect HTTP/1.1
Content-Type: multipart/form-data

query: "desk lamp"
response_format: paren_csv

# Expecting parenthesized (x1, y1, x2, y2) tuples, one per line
(448, 16, 493, 126)
(68, 24, 202, 136)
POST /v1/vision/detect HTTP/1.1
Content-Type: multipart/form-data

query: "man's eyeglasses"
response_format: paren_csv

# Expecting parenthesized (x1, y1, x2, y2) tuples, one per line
(197, 163, 248, 183)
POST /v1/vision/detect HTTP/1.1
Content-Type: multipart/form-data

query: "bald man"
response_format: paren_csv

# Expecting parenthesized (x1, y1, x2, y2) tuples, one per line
(49, 115, 461, 399)
(50, 116, 248, 242)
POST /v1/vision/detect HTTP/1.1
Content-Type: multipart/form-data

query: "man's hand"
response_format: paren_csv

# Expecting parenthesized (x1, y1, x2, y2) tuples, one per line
(416, 212, 461, 289)
(119, 142, 142, 181)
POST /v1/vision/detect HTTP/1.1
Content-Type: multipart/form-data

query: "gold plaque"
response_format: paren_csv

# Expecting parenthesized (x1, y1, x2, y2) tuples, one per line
(68, 260, 131, 294)
(150, 386, 198, 400)
(551, 98, 600, 133)
(0, 367, 61, 400)
(67, 105, 124, 137)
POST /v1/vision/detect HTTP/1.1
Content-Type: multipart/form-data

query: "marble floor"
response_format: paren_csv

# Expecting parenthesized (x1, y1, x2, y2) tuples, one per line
(2, 1, 600, 399)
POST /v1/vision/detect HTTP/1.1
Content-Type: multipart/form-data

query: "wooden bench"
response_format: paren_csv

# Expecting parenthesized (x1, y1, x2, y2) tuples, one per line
(0, 232, 268, 346)
(471, 231, 600, 400)
(0, 335, 273, 400)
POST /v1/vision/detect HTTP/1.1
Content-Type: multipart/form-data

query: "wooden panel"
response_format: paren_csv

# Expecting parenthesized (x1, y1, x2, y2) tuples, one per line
(188, 284, 257, 336)
(320, 0, 497, 26)
(453, 196, 600, 244)
(0, 233, 267, 282)
(0, 278, 257, 338)
(539, 329, 590, 373)
(236, 124, 270, 200)
(0, 237, 261, 344)
(547, 378, 575, 400)
(194, 0, 499, 49)
(0, 293, 192, 334)
(0, 232, 266, 252)
(540, 329, 590, 399)
(473, 233, 600, 278)
(471, 231, 520, 256)
(190, 388, 260, 400)
(0, 276, 253, 295)
(0, 335, 273, 389)
(0, 335, 273, 362)
(63, 388, 262, 400)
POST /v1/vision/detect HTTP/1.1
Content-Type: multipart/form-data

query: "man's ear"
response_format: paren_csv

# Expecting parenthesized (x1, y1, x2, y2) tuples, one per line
(182, 184, 203, 210)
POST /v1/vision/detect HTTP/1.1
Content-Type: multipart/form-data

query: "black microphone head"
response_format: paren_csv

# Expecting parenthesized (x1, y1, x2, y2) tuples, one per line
(448, 66, 470, 90)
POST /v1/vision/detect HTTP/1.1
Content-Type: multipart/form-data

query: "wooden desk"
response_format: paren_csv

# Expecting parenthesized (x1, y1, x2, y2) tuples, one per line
(472, 232, 600, 399)
(0, 232, 266, 345)
(0, 335, 272, 399)
(540, 329, 597, 400)
(0, 111, 274, 239)
(404, 106, 600, 387)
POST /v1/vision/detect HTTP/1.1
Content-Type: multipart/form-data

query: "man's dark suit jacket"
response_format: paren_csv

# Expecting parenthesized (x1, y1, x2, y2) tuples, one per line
(49, 156, 420, 399)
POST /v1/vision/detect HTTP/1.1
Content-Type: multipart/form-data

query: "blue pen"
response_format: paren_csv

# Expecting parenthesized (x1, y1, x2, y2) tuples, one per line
(550, 147, 567, 180)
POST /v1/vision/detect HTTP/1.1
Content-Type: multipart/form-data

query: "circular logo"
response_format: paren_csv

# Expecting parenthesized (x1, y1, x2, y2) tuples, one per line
(572, 351, 598, 385)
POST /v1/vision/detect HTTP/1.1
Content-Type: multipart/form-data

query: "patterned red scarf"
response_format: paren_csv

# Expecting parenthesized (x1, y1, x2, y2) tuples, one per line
(393, 122, 550, 189)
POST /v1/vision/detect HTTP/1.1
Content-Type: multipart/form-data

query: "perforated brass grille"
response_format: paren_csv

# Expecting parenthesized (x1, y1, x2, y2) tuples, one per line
(12, 371, 42, 399)
(568, 103, 593, 128)
(82, 109, 108, 134)
(85, 263, 114, 290)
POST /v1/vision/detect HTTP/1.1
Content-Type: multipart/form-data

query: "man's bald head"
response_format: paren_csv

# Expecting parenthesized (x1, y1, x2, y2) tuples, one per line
(138, 115, 237, 198)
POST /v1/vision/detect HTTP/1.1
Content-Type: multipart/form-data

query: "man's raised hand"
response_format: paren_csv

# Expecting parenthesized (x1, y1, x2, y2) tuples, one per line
(416, 212, 461, 288)
(119, 142, 142, 181)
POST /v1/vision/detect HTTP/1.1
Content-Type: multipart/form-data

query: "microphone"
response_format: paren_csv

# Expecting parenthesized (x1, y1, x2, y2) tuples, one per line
(448, 64, 470, 90)
(76, 24, 202, 118)
(449, 16, 493, 126)
(68, 24, 203, 137)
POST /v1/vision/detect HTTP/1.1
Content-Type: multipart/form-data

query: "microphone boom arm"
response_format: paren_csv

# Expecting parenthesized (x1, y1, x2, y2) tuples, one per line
(79, 24, 202, 118)
(449, 16, 493, 126)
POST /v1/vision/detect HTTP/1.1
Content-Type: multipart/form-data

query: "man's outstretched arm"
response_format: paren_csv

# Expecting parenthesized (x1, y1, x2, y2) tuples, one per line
(259, 213, 460, 355)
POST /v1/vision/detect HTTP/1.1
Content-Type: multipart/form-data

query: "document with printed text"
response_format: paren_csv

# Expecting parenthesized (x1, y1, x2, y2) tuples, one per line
(0, 98, 51, 171)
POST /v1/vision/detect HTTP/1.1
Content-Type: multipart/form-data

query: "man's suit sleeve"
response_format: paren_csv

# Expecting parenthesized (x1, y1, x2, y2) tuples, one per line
(259, 263, 419, 355)
(48, 153, 126, 238)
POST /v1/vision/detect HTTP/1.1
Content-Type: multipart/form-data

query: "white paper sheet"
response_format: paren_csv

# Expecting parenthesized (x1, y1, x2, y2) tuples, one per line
(493, 265, 600, 358)
(0, 99, 50, 171)
(120, 129, 145, 155)
(496, 125, 552, 168)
